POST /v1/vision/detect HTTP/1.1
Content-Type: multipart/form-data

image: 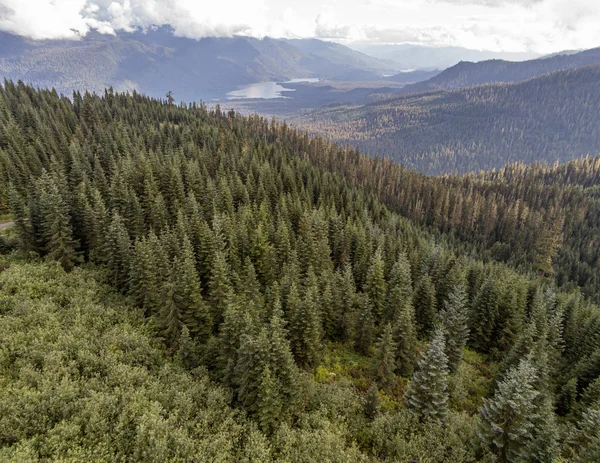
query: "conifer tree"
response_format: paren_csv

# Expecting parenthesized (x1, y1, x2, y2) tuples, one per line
(176, 236, 212, 341)
(176, 325, 201, 370)
(160, 277, 183, 349)
(364, 382, 381, 420)
(439, 284, 470, 372)
(385, 252, 413, 323)
(413, 273, 437, 339)
(291, 268, 323, 368)
(8, 184, 32, 251)
(354, 293, 375, 355)
(469, 278, 501, 353)
(256, 364, 282, 433)
(268, 300, 299, 408)
(392, 301, 417, 377)
(365, 249, 387, 321)
(40, 179, 79, 271)
(104, 213, 131, 290)
(406, 327, 449, 422)
(208, 249, 232, 327)
(372, 323, 396, 391)
(335, 263, 356, 341)
(477, 358, 557, 463)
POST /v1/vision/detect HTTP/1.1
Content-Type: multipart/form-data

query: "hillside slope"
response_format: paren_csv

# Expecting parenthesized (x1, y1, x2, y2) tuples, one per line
(0, 28, 394, 101)
(397, 46, 600, 95)
(296, 64, 600, 174)
(1, 83, 599, 461)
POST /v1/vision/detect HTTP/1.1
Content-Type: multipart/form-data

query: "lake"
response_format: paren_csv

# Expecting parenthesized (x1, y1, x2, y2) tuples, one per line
(227, 78, 319, 100)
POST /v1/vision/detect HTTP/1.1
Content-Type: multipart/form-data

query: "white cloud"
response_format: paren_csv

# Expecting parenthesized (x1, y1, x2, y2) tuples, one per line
(0, 0, 598, 53)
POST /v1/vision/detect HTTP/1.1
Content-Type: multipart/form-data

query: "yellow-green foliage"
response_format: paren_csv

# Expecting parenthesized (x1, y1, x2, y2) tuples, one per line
(448, 348, 496, 414)
(0, 261, 254, 462)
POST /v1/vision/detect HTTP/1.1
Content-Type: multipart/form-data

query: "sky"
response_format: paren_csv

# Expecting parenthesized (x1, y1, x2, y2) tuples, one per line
(0, 0, 598, 54)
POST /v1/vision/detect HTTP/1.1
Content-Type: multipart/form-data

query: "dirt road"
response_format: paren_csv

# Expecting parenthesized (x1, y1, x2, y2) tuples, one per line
(0, 221, 14, 231)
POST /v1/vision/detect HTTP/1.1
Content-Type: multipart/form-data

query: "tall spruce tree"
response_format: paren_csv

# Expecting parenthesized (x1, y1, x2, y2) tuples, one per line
(365, 249, 387, 321)
(392, 301, 417, 377)
(385, 252, 413, 323)
(39, 178, 79, 271)
(354, 293, 375, 355)
(371, 323, 397, 391)
(477, 357, 557, 463)
(439, 284, 470, 373)
(413, 273, 437, 339)
(406, 327, 449, 422)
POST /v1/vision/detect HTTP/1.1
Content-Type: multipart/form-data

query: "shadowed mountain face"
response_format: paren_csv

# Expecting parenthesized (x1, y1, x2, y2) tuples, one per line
(395, 47, 600, 95)
(294, 65, 600, 174)
(0, 28, 395, 101)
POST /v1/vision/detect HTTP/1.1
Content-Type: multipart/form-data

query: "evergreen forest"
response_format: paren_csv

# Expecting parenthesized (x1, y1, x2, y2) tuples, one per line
(0, 81, 599, 462)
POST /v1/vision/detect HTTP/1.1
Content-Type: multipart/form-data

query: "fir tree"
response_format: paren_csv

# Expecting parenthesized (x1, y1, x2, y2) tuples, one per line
(268, 301, 299, 409)
(365, 249, 387, 321)
(385, 252, 413, 323)
(176, 236, 212, 341)
(439, 284, 470, 372)
(256, 364, 282, 433)
(406, 327, 449, 423)
(354, 293, 375, 355)
(477, 357, 557, 463)
(413, 273, 437, 339)
(208, 249, 232, 327)
(372, 323, 396, 391)
(103, 213, 131, 290)
(291, 268, 323, 368)
(364, 382, 381, 419)
(392, 301, 417, 377)
(40, 179, 79, 271)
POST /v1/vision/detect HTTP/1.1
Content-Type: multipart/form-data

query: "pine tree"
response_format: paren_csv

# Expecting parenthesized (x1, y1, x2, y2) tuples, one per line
(439, 284, 470, 372)
(160, 276, 183, 349)
(176, 325, 201, 370)
(256, 364, 282, 433)
(235, 328, 270, 415)
(406, 327, 449, 422)
(365, 249, 387, 321)
(176, 236, 212, 341)
(478, 358, 533, 462)
(354, 293, 375, 355)
(335, 263, 356, 341)
(364, 382, 381, 419)
(103, 213, 131, 290)
(385, 252, 413, 323)
(40, 179, 79, 271)
(268, 301, 299, 409)
(413, 273, 436, 339)
(392, 301, 417, 377)
(208, 249, 232, 327)
(371, 323, 396, 391)
(8, 184, 32, 251)
(469, 278, 501, 353)
(291, 268, 323, 368)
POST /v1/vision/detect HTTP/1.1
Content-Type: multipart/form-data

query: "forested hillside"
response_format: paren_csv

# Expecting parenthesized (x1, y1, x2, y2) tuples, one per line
(0, 28, 393, 101)
(295, 64, 600, 174)
(1, 82, 599, 461)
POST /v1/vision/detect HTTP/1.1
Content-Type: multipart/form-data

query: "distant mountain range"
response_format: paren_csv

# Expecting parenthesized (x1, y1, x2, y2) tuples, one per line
(0, 27, 395, 100)
(393, 46, 600, 95)
(293, 64, 600, 174)
(347, 43, 540, 70)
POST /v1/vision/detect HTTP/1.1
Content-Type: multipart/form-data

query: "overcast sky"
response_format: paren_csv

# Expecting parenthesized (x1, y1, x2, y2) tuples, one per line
(0, 0, 598, 53)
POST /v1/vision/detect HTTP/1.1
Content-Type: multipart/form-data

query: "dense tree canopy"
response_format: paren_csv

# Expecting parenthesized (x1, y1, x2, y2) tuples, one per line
(0, 81, 599, 461)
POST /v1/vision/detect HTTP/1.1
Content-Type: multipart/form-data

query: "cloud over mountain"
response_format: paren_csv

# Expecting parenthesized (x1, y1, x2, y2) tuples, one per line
(0, 0, 598, 54)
